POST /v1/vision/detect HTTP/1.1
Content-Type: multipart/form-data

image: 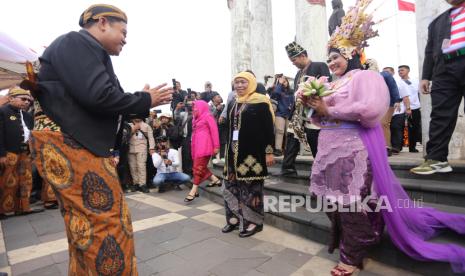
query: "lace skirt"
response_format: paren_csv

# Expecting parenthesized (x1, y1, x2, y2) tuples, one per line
(310, 128, 375, 205)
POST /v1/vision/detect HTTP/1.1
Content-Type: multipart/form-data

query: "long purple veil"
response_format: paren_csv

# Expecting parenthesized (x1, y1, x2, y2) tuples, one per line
(358, 124, 465, 273)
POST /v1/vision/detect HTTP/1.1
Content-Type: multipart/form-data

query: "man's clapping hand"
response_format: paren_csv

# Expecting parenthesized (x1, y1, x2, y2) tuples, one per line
(143, 83, 173, 107)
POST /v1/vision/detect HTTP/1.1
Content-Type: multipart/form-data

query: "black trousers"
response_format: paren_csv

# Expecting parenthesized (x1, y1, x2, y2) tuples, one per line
(181, 135, 193, 176)
(391, 113, 406, 152)
(426, 56, 465, 162)
(408, 108, 422, 151)
(282, 128, 319, 171)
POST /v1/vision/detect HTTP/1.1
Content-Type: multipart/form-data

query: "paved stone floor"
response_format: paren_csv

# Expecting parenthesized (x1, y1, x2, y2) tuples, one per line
(0, 188, 419, 276)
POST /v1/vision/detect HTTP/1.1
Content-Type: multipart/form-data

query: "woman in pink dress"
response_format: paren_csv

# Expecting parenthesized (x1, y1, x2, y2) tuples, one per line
(185, 100, 220, 202)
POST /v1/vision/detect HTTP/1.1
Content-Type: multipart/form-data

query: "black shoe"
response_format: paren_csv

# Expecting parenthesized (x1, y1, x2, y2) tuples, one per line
(221, 224, 239, 233)
(0, 214, 8, 220)
(44, 202, 59, 209)
(387, 148, 392, 157)
(158, 186, 166, 193)
(409, 149, 419, 153)
(174, 185, 183, 191)
(239, 224, 263, 238)
(139, 185, 150, 193)
(273, 149, 283, 157)
(391, 148, 400, 155)
(128, 184, 138, 192)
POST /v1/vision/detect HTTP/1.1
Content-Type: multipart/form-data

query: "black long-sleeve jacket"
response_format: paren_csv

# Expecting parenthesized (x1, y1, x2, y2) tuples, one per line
(0, 105, 33, 156)
(422, 8, 453, 80)
(37, 30, 151, 157)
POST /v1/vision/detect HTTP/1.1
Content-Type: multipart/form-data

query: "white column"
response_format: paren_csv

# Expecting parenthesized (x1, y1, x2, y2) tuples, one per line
(295, 0, 328, 62)
(250, 0, 274, 84)
(416, 1, 465, 160)
(229, 0, 252, 77)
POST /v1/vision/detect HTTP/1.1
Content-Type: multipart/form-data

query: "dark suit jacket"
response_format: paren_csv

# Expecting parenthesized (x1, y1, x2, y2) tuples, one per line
(0, 105, 33, 156)
(37, 30, 151, 157)
(422, 8, 453, 81)
(293, 61, 331, 92)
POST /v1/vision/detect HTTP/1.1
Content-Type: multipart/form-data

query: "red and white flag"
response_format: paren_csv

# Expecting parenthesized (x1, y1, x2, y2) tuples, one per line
(398, 0, 415, 12)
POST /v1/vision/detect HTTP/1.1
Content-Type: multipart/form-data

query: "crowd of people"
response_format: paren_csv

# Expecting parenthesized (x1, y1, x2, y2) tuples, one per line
(1, 0, 465, 275)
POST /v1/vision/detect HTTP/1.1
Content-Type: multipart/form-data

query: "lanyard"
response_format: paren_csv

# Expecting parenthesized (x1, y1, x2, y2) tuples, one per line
(232, 102, 245, 131)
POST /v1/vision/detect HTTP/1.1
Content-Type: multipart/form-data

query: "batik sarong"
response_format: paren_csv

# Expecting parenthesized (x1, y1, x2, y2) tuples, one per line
(41, 180, 58, 207)
(223, 172, 264, 232)
(0, 151, 33, 214)
(30, 131, 137, 276)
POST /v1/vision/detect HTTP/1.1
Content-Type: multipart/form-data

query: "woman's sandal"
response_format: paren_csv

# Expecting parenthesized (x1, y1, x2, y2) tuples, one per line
(184, 192, 200, 202)
(207, 179, 222, 187)
(330, 265, 358, 276)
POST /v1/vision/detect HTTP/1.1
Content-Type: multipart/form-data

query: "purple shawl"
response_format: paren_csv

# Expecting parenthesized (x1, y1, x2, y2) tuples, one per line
(359, 124, 465, 273)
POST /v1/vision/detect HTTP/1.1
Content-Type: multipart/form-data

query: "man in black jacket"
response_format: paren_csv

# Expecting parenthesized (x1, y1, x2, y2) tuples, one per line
(0, 88, 43, 219)
(200, 81, 219, 103)
(170, 80, 188, 112)
(411, 0, 465, 175)
(29, 4, 172, 275)
(278, 42, 331, 176)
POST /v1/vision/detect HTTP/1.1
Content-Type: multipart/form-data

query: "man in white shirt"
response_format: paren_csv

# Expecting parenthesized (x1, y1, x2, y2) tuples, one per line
(152, 136, 191, 193)
(383, 67, 412, 154)
(398, 65, 421, 153)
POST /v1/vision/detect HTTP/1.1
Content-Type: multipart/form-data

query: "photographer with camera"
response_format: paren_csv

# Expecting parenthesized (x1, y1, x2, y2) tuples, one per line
(209, 94, 226, 163)
(270, 74, 294, 156)
(173, 89, 198, 176)
(200, 81, 219, 103)
(152, 136, 191, 193)
(170, 79, 188, 113)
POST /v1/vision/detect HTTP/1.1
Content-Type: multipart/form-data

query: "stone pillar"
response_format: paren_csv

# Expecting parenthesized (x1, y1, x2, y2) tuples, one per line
(295, 0, 328, 62)
(416, 2, 465, 160)
(250, 0, 274, 84)
(229, 0, 252, 77)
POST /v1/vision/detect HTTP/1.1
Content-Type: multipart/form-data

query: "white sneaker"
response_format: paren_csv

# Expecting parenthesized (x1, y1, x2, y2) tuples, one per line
(411, 159, 453, 175)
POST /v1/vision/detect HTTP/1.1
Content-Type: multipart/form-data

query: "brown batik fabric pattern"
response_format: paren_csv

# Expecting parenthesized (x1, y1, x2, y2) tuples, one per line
(222, 161, 264, 233)
(0, 151, 32, 214)
(30, 131, 137, 276)
(223, 179, 265, 232)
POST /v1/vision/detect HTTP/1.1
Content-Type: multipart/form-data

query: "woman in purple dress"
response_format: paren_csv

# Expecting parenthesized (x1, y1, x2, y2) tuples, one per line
(306, 49, 387, 275)
(302, 0, 465, 275)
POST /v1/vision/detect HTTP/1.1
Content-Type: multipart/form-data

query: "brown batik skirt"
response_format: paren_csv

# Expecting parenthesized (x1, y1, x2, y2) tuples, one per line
(30, 131, 137, 276)
(0, 151, 33, 214)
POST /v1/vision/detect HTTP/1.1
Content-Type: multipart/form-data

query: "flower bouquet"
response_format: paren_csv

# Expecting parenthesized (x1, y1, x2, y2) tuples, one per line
(296, 76, 334, 119)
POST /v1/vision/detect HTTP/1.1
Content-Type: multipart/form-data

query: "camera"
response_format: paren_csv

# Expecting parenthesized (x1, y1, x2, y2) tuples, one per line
(156, 142, 168, 159)
(172, 78, 177, 89)
(159, 145, 168, 159)
(184, 88, 195, 112)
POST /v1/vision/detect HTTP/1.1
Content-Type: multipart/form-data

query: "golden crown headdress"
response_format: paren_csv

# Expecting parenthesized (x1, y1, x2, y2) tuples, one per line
(327, 0, 378, 59)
